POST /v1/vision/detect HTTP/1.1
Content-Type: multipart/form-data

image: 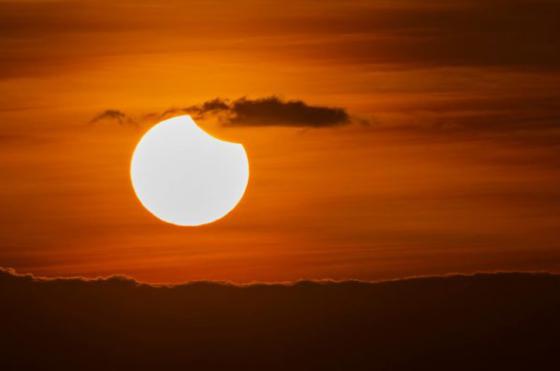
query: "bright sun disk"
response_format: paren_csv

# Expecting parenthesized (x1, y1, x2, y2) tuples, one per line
(130, 115, 249, 226)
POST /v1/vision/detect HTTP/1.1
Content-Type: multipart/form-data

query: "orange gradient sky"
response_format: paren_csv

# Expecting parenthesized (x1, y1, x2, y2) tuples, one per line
(1, 0, 560, 282)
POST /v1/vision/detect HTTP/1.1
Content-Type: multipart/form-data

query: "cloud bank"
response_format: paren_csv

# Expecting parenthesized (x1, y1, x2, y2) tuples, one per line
(2, 267, 560, 370)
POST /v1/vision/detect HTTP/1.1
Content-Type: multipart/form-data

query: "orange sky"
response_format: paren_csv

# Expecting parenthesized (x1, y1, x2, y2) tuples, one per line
(1, 0, 560, 282)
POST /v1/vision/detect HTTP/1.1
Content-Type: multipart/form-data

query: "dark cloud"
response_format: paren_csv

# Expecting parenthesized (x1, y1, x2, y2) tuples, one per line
(185, 97, 351, 127)
(95, 97, 354, 128)
(154, 98, 232, 122)
(184, 98, 231, 118)
(2, 267, 560, 370)
(89, 109, 136, 126)
(227, 97, 350, 127)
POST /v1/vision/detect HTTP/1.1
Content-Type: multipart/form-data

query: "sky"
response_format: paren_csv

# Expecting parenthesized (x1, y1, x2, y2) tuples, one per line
(1, 0, 559, 283)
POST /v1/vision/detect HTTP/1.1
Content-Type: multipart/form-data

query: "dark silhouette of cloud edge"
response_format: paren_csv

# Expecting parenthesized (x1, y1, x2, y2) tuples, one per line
(3, 266, 560, 371)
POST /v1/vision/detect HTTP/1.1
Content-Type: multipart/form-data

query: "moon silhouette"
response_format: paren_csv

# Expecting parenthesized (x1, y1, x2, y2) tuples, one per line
(130, 115, 249, 226)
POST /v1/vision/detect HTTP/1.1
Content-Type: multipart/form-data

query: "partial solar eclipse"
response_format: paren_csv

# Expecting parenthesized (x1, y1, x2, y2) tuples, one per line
(130, 115, 249, 226)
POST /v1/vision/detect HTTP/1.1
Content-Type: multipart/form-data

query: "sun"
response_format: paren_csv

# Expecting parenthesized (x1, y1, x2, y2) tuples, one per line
(130, 115, 249, 226)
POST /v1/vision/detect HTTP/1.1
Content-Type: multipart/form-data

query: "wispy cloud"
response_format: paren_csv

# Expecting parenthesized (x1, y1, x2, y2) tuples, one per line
(89, 109, 136, 126)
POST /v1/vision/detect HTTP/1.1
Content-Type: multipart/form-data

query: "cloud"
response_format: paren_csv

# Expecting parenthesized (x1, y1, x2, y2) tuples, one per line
(184, 98, 231, 119)
(2, 266, 560, 370)
(227, 97, 349, 127)
(186, 97, 350, 127)
(89, 109, 136, 126)
(94, 97, 355, 128)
